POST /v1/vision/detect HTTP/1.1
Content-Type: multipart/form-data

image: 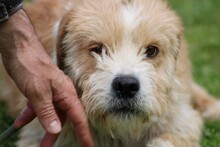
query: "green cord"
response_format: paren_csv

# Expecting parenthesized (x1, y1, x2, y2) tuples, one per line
(0, 125, 20, 144)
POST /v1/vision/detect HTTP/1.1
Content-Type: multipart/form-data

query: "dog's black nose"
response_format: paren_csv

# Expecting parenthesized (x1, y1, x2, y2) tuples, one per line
(112, 76, 140, 99)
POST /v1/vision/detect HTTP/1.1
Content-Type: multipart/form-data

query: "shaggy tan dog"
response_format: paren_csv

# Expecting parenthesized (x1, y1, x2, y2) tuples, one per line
(1, 0, 220, 146)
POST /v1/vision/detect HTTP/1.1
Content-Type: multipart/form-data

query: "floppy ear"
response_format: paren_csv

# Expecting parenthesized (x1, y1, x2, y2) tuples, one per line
(56, 14, 71, 70)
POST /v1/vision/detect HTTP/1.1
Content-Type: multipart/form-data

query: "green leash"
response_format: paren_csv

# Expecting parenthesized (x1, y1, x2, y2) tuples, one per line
(0, 125, 20, 144)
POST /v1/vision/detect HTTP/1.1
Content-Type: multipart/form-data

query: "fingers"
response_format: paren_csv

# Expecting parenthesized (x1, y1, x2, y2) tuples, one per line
(40, 133, 60, 147)
(66, 100, 94, 147)
(52, 76, 94, 147)
(28, 81, 62, 134)
(33, 99, 62, 134)
(13, 101, 36, 129)
(40, 108, 66, 147)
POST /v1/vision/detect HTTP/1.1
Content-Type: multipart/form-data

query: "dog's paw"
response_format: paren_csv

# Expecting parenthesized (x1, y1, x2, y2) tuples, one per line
(202, 100, 220, 121)
(146, 139, 174, 147)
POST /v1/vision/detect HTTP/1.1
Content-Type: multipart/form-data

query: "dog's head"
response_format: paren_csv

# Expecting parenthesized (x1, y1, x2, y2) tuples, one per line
(57, 0, 183, 139)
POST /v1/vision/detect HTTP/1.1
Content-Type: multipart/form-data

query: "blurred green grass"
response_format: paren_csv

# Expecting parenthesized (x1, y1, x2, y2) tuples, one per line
(0, 103, 17, 147)
(169, 0, 220, 146)
(0, 0, 220, 146)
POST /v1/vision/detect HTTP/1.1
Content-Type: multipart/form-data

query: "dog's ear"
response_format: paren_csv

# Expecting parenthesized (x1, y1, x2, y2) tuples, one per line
(56, 14, 71, 70)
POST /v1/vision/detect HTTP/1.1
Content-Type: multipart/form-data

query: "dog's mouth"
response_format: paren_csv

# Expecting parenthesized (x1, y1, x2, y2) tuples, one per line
(110, 106, 140, 115)
(108, 99, 141, 116)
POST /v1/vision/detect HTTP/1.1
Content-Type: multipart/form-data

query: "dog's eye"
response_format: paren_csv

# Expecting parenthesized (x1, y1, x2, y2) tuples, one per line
(90, 44, 103, 55)
(145, 45, 159, 58)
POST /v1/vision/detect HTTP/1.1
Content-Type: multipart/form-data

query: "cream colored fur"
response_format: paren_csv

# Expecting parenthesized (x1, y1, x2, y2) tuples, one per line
(1, 0, 220, 147)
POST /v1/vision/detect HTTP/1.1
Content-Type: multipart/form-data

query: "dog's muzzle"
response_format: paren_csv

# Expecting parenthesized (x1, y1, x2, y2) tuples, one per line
(109, 76, 140, 115)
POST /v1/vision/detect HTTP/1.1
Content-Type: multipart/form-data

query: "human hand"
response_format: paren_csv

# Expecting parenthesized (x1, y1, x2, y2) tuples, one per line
(0, 10, 93, 147)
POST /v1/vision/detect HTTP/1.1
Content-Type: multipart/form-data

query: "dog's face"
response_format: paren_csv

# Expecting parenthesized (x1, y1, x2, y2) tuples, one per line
(59, 0, 182, 138)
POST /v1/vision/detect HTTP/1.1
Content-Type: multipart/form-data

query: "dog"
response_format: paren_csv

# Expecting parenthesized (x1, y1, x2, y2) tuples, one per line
(1, 0, 220, 146)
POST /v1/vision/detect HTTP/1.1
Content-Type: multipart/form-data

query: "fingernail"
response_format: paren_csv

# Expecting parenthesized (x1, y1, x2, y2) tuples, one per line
(48, 120, 61, 134)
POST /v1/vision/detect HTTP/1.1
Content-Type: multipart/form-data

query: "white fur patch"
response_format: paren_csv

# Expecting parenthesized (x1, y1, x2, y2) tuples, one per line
(147, 138, 174, 147)
(121, 3, 144, 31)
(64, 1, 74, 11)
(52, 20, 61, 65)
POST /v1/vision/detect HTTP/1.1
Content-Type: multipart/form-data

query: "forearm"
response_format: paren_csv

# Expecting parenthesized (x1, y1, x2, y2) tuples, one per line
(0, 9, 46, 59)
(0, 9, 54, 81)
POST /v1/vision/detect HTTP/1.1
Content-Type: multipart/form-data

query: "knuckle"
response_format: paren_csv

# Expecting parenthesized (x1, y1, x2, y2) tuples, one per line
(37, 105, 56, 120)
(55, 96, 73, 111)
(26, 80, 50, 99)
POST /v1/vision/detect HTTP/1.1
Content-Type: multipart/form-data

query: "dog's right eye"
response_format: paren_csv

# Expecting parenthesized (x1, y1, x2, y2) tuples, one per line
(90, 44, 103, 55)
(145, 45, 159, 58)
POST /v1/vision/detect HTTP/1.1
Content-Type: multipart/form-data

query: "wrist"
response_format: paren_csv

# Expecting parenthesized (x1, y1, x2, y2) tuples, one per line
(0, 0, 23, 23)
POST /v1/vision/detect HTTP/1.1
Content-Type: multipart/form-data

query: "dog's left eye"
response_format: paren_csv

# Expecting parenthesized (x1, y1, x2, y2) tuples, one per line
(90, 44, 103, 55)
(145, 45, 159, 58)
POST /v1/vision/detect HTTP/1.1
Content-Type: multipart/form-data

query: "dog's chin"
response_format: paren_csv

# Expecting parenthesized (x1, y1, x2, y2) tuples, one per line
(108, 97, 143, 118)
(100, 107, 148, 140)
(109, 106, 142, 118)
(110, 107, 140, 114)
(88, 97, 149, 140)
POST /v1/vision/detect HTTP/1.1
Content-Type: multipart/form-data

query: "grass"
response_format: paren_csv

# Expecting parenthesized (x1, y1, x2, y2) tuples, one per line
(0, 103, 18, 147)
(169, 0, 220, 146)
(0, 0, 220, 146)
